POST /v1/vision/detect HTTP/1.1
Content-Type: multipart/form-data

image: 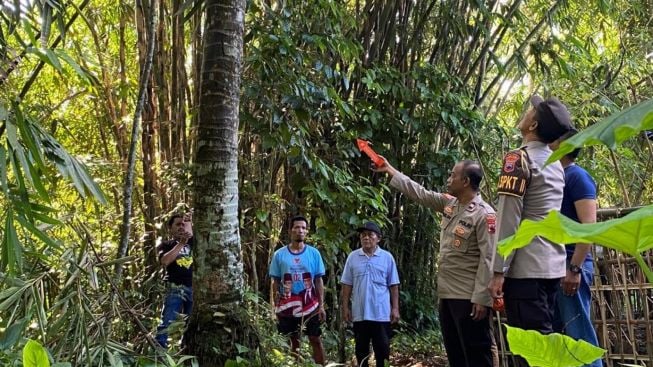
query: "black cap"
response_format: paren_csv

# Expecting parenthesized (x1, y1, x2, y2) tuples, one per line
(356, 221, 382, 236)
(530, 95, 573, 143)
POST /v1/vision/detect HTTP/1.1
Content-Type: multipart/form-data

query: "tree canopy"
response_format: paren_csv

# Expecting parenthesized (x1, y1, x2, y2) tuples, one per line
(0, 0, 651, 365)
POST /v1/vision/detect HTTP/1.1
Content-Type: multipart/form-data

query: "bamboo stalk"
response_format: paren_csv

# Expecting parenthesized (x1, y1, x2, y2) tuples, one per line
(609, 149, 632, 207)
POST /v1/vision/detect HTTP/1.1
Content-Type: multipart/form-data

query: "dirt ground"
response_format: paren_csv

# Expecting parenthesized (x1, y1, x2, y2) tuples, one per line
(390, 352, 449, 366)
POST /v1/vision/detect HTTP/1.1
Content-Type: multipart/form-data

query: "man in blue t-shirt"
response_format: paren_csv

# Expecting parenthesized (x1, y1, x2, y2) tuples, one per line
(269, 215, 326, 365)
(550, 130, 603, 367)
(341, 221, 400, 367)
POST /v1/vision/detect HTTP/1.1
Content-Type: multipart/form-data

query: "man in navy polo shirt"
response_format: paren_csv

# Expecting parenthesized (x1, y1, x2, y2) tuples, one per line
(550, 130, 602, 367)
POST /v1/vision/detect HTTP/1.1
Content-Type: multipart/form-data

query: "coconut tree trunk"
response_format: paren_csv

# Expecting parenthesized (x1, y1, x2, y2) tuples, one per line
(185, 0, 252, 364)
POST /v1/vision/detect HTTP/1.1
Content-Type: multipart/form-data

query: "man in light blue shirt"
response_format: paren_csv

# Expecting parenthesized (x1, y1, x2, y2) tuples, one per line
(341, 221, 400, 367)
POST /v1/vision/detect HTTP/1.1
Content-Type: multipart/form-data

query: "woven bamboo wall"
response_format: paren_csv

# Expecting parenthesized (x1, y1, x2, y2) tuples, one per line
(592, 207, 653, 367)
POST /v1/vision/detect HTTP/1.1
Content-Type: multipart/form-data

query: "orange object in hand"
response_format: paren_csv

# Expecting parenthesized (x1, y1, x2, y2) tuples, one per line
(492, 297, 505, 312)
(356, 138, 385, 167)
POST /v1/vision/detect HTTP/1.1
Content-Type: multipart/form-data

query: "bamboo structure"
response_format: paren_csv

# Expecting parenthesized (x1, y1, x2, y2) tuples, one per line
(593, 207, 652, 367)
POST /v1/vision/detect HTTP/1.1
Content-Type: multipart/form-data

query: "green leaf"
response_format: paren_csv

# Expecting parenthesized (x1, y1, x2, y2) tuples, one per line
(497, 206, 653, 282)
(547, 98, 653, 164)
(56, 51, 91, 84)
(15, 214, 62, 250)
(0, 146, 8, 195)
(2, 210, 23, 273)
(0, 318, 27, 349)
(255, 210, 269, 222)
(23, 339, 51, 367)
(505, 325, 605, 367)
(14, 105, 46, 169)
(44, 49, 63, 73)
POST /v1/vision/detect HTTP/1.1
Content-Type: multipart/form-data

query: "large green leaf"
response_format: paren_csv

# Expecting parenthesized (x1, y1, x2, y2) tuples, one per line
(497, 205, 653, 281)
(547, 98, 653, 164)
(505, 325, 605, 367)
(23, 339, 51, 367)
(0, 318, 27, 350)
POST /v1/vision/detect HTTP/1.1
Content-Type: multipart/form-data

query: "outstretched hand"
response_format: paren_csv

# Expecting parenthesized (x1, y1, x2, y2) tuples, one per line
(371, 156, 398, 177)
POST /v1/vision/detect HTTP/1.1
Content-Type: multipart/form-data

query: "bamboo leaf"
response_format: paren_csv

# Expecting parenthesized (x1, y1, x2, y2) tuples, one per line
(0, 287, 26, 311)
(2, 210, 23, 273)
(0, 146, 9, 195)
(497, 206, 653, 281)
(14, 105, 46, 169)
(547, 98, 653, 164)
(56, 51, 91, 84)
(505, 325, 605, 366)
(70, 160, 107, 204)
(15, 214, 61, 251)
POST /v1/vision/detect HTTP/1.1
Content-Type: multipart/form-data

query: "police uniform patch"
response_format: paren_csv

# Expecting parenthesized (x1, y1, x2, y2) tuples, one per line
(454, 225, 466, 236)
(444, 206, 453, 215)
(486, 214, 496, 234)
(497, 149, 530, 197)
(453, 239, 461, 248)
(503, 153, 520, 173)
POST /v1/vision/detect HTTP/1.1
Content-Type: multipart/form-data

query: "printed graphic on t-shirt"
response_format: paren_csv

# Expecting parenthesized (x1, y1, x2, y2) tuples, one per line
(176, 245, 193, 268)
(276, 270, 319, 317)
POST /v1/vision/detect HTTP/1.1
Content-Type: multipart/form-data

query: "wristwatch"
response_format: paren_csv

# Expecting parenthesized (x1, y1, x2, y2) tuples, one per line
(568, 264, 582, 274)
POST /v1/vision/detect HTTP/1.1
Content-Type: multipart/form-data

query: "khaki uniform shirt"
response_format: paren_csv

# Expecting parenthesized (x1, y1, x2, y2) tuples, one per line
(390, 172, 497, 307)
(492, 141, 566, 278)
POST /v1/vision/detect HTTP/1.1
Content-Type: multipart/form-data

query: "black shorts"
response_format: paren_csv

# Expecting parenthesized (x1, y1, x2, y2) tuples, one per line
(277, 313, 322, 337)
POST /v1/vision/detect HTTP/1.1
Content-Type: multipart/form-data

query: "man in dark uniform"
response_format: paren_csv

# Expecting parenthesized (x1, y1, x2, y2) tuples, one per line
(488, 96, 573, 366)
(375, 158, 496, 367)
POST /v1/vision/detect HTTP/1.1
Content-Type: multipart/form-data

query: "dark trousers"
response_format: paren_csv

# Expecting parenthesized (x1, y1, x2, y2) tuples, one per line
(353, 321, 391, 367)
(504, 277, 560, 366)
(439, 299, 493, 367)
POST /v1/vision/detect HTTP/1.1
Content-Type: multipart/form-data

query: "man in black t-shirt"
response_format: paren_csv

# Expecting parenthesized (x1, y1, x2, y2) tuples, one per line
(155, 213, 193, 348)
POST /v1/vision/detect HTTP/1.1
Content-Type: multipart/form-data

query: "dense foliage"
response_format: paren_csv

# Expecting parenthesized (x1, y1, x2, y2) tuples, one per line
(0, 0, 651, 365)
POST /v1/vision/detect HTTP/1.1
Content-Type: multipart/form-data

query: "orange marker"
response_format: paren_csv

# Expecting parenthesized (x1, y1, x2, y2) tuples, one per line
(492, 297, 505, 312)
(356, 138, 385, 167)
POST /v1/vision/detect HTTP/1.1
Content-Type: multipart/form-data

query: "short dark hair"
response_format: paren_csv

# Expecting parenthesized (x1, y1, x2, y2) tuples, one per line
(289, 215, 308, 229)
(460, 160, 483, 192)
(167, 214, 183, 228)
(559, 129, 581, 161)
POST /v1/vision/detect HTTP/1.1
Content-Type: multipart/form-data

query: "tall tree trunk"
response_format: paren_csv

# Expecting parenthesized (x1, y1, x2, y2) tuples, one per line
(185, 0, 253, 364)
(116, 0, 158, 276)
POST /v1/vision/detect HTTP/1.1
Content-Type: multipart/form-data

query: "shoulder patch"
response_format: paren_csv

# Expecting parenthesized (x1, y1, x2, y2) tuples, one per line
(486, 214, 496, 234)
(497, 150, 529, 197)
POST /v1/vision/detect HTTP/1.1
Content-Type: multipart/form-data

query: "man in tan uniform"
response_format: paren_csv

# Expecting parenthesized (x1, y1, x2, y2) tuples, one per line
(375, 159, 495, 367)
(488, 95, 573, 367)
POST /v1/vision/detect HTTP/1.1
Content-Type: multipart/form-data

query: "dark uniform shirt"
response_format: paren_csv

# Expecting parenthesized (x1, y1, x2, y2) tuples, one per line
(390, 172, 496, 307)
